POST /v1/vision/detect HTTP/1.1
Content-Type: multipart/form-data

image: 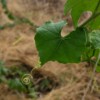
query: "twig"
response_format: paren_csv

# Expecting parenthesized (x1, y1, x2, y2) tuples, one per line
(82, 51, 100, 100)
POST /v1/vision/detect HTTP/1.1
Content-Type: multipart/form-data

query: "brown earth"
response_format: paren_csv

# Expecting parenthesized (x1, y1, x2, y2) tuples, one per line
(0, 0, 100, 100)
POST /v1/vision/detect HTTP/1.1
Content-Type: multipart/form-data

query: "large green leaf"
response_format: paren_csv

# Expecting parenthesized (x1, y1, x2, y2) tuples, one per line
(89, 30, 100, 49)
(35, 21, 86, 65)
(64, 0, 99, 27)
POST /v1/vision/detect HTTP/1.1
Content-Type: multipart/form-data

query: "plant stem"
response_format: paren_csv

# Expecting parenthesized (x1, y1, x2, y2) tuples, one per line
(82, 51, 100, 100)
(93, 0, 100, 15)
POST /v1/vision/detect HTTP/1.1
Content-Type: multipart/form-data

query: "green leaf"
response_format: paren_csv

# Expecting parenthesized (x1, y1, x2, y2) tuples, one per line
(89, 30, 100, 49)
(35, 21, 86, 65)
(64, 0, 99, 27)
(8, 78, 27, 92)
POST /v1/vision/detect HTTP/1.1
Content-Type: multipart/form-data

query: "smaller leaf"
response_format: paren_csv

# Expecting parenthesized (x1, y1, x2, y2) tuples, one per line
(0, 61, 9, 75)
(8, 78, 27, 92)
(89, 30, 100, 49)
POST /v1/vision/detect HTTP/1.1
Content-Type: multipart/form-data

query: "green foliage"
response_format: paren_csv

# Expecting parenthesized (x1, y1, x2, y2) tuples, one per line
(0, 61, 37, 98)
(35, 21, 86, 65)
(0, 61, 9, 75)
(0, 0, 100, 74)
(89, 30, 100, 49)
(64, 0, 100, 28)
(1, 0, 99, 68)
(35, 0, 100, 66)
(0, 0, 100, 66)
(8, 78, 27, 92)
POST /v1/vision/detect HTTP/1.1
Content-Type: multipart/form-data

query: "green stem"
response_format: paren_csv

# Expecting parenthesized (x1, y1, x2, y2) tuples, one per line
(93, 0, 100, 15)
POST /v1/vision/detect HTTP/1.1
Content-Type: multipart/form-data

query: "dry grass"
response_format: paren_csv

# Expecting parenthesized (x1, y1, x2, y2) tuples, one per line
(0, 0, 100, 100)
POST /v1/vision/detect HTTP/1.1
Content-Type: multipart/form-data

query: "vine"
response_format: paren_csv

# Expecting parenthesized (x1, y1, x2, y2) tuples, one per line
(0, 0, 38, 31)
